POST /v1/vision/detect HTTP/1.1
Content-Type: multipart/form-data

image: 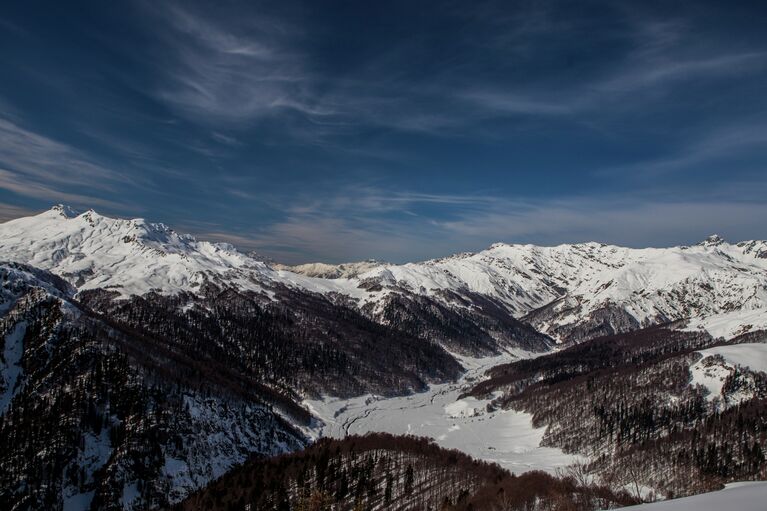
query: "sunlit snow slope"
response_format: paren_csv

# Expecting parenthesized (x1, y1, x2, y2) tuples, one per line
(351, 236, 767, 341)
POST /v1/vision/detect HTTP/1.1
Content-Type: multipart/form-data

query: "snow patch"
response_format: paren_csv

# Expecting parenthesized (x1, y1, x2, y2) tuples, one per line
(689, 343, 767, 406)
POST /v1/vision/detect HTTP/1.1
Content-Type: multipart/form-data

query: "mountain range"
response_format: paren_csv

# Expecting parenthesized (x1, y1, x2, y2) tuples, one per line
(1, 205, 766, 510)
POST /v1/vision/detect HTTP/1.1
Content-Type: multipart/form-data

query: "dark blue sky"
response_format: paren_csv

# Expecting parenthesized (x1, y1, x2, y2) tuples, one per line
(1, 1, 766, 263)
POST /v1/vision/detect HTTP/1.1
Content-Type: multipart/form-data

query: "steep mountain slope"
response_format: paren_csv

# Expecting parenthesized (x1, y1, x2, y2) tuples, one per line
(0, 205, 277, 297)
(0, 262, 305, 510)
(77, 284, 464, 399)
(4, 206, 767, 349)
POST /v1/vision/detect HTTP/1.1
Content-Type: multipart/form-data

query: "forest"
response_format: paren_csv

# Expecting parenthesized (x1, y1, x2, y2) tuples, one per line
(468, 327, 767, 497)
(174, 433, 639, 511)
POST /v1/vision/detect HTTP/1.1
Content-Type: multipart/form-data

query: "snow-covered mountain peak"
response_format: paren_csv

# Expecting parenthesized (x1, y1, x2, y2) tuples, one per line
(276, 259, 386, 279)
(48, 203, 81, 219)
(0, 206, 278, 297)
(699, 233, 726, 247)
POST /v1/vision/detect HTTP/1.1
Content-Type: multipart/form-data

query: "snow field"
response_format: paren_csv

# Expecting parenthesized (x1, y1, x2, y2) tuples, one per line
(306, 353, 581, 475)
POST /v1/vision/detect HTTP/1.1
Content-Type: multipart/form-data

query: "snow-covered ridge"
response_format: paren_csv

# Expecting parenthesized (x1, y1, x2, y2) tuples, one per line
(354, 237, 767, 340)
(0, 205, 365, 299)
(1, 205, 766, 340)
(0, 205, 267, 296)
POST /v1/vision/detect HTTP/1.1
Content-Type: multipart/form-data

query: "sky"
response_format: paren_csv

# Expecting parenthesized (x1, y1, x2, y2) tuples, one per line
(1, 0, 766, 264)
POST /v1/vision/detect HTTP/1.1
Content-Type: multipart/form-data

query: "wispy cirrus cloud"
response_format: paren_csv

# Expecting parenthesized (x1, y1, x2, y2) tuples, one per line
(595, 121, 767, 179)
(137, 0, 767, 150)
(194, 186, 767, 264)
(459, 16, 767, 120)
(0, 116, 130, 208)
(0, 169, 124, 210)
(149, 3, 319, 124)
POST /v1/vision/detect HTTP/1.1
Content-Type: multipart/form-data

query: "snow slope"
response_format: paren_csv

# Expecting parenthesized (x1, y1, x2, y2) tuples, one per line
(275, 260, 384, 279)
(615, 481, 767, 511)
(684, 309, 767, 341)
(689, 342, 767, 407)
(353, 237, 767, 341)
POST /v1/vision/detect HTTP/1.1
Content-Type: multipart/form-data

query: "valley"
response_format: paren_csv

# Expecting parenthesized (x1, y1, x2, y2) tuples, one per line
(1, 206, 766, 509)
(306, 351, 581, 475)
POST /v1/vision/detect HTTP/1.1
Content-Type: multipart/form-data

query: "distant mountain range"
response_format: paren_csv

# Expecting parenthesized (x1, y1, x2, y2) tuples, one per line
(1, 205, 766, 510)
(4, 206, 766, 344)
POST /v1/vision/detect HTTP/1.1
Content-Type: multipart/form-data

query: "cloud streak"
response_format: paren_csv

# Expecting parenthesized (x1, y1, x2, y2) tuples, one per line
(149, 3, 318, 124)
(133, 0, 767, 155)
(0, 117, 133, 208)
(197, 186, 767, 263)
(598, 122, 767, 177)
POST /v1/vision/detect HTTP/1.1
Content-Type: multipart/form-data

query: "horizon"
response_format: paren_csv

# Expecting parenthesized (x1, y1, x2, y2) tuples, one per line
(2, 1, 767, 264)
(2, 203, 758, 265)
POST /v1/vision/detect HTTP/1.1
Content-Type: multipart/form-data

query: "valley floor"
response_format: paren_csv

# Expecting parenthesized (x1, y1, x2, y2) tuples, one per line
(305, 350, 581, 474)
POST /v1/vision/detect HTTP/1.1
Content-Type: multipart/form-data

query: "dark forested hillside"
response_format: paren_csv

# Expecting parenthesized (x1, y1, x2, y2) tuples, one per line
(0, 263, 306, 510)
(0, 255, 558, 511)
(78, 282, 465, 399)
(174, 433, 639, 511)
(468, 327, 767, 498)
(469, 326, 715, 397)
(369, 289, 553, 356)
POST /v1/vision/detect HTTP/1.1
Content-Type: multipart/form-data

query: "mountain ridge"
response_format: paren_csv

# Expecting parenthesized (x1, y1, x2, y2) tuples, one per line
(2, 205, 765, 344)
